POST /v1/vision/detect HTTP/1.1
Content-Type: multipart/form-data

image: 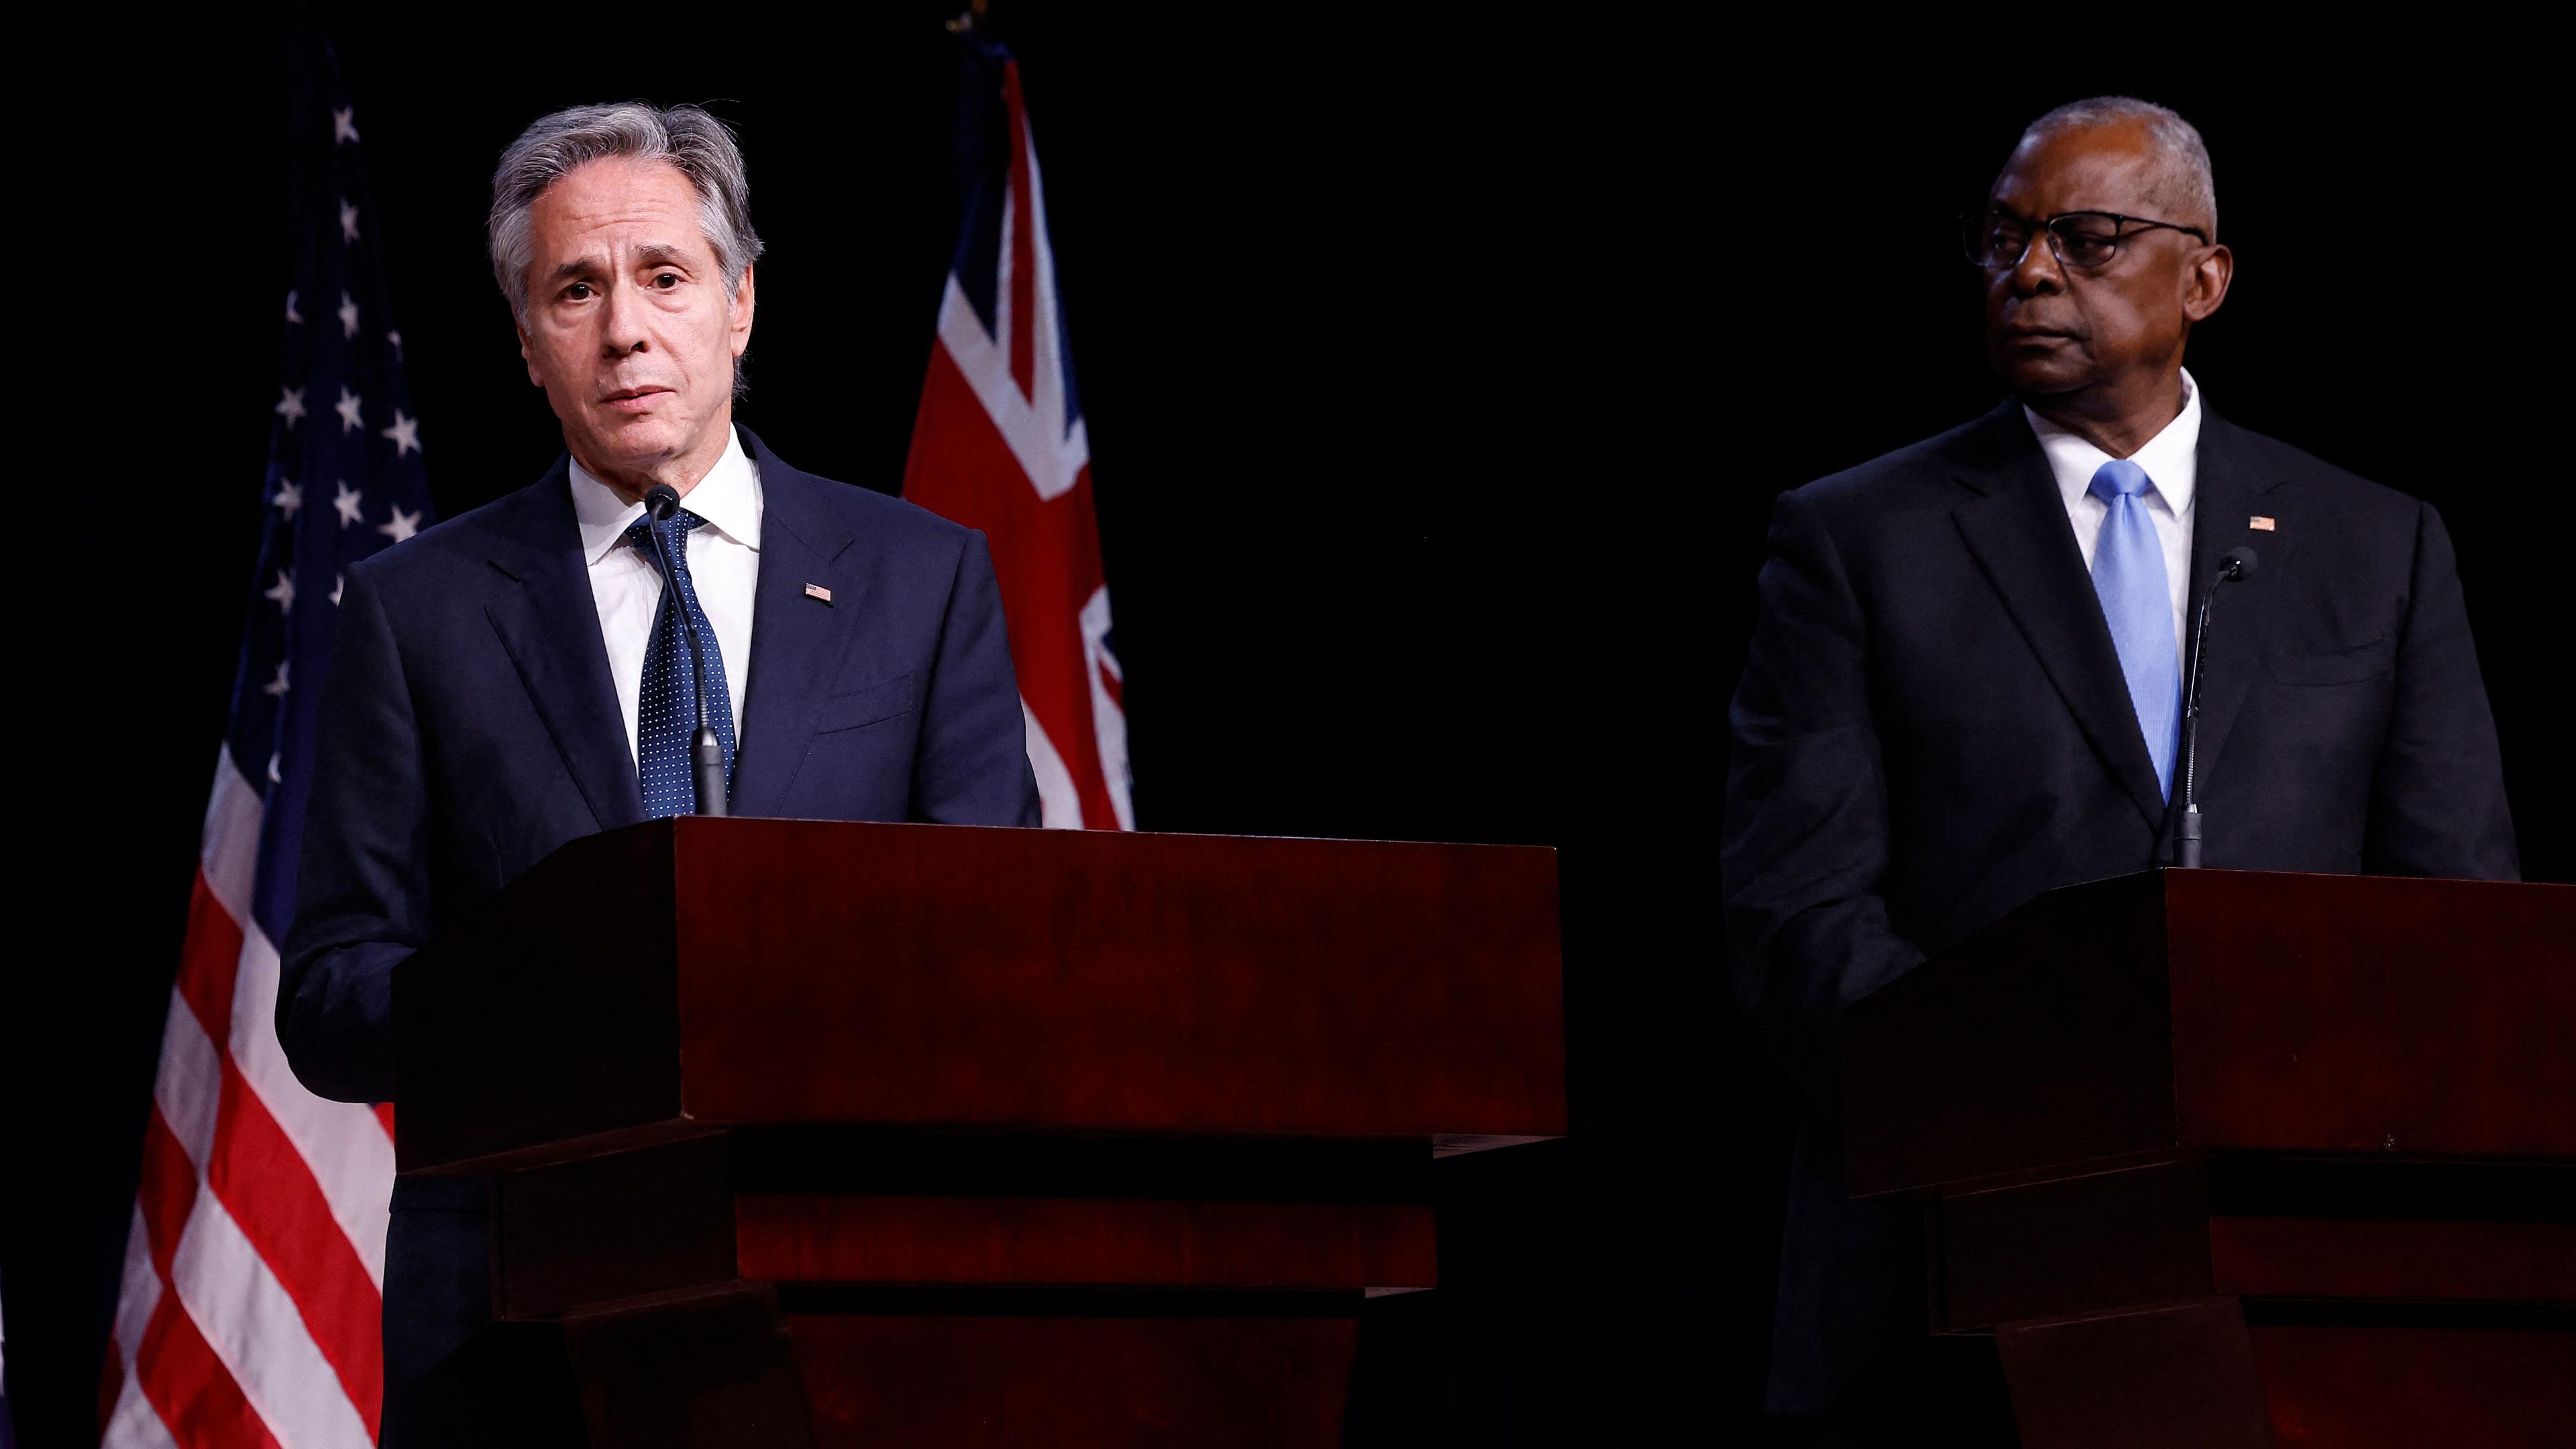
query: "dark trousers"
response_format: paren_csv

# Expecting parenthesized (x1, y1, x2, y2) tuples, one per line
(382, 1175, 580, 1447)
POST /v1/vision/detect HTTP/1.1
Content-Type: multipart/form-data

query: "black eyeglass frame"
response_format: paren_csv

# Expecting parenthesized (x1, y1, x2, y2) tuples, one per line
(1962, 208, 2213, 271)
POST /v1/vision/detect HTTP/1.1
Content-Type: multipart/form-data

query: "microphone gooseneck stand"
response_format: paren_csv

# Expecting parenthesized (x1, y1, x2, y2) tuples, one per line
(2174, 545, 2258, 867)
(641, 483, 729, 817)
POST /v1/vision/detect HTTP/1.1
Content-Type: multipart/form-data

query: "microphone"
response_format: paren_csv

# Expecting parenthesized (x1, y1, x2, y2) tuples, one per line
(640, 484, 728, 817)
(2173, 545, 2257, 867)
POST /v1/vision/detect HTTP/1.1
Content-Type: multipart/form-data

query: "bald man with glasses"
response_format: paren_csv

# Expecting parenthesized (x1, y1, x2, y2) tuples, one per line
(1723, 97, 2515, 1445)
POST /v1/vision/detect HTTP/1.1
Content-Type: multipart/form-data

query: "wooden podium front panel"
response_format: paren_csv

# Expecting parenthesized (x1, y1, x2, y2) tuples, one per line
(400, 818, 1564, 1172)
(2251, 1323, 2576, 1449)
(667, 818, 1564, 1140)
(486, 1133, 1441, 1319)
(478, 1130, 1433, 1447)
(1998, 1304, 2576, 1449)
(735, 1193, 1437, 1291)
(2207, 1216, 2576, 1301)
(1847, 871, 2576, 1196)
(1931, 1153, 2576, 1332)
(2163, 871, 2576, 1159)
(787, 1311, 1360, 1449)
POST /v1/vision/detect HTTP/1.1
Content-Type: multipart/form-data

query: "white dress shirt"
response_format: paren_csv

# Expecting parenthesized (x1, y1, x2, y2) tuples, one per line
(2025, 368, 2201, 665)
(568, 427, 763, 769)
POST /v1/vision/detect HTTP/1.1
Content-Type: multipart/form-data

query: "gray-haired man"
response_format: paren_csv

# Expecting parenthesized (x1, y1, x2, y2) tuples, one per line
(279, 103, 1040, 1436)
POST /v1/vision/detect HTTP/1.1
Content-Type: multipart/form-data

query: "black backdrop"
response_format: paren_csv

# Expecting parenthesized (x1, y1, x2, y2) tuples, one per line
(17, 11, 2567, 1446)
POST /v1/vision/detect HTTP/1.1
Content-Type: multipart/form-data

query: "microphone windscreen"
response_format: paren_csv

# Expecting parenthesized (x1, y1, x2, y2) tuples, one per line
(2221, 545, 2260, 580)
(643, 483, 682, 521)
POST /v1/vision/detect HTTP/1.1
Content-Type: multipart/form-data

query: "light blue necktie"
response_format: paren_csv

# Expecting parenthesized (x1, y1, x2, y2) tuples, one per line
(625, 511, 737, 818)
(2088, 459, 2180, 800)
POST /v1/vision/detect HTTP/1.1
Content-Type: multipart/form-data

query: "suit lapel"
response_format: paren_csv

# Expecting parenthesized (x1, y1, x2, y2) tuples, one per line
(731, 429, 863, 818)
(2169, 410, 2286, 829)
(1948, 405, 2169, 829)
(482, 460, 645, 833)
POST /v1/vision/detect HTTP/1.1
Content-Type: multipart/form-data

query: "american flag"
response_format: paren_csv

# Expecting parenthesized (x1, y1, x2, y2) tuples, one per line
(904, 30, 1133, 830)
(101, 38, 427, 1448)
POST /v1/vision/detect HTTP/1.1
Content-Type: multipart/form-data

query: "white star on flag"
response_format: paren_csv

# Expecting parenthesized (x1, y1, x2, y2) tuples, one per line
(263, 661, 291, 697)
(339, 291, 360, 340)
(332, 106, 360, 144)
(331, 572, 345, 606)
(379, 505, 423, 544)
(386, 329, 403, 358)
(339, 197, 360, 242)
(264, 570, 295, 614)
(271, 478, 302, 518)
(335, 386, 364, 433)
(268, 751, 284, 784)
(284, 289, 303, 325)
(275, 385, 307, 428)
(381, 409, 421, 458)
(333, 481, 364, 527)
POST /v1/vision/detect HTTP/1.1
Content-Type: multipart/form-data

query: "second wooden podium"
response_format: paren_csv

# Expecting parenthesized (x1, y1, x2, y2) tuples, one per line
(394, 817, 1564, 1446)
(1845, 869, 2576, 1449)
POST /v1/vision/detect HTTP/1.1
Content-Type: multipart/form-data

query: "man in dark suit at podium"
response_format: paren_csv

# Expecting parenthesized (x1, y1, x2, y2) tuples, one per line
(278, 103, 1038, 1439)
(1722, 97, 2516, 1444)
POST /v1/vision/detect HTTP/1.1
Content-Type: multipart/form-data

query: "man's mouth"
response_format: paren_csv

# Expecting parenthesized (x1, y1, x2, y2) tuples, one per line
(602, 386, 671, 412)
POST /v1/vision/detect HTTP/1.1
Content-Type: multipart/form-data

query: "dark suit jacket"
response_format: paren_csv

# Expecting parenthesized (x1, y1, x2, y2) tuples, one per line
(1721, 400, 2516, 1419)
(278, 427, 1038, 1438)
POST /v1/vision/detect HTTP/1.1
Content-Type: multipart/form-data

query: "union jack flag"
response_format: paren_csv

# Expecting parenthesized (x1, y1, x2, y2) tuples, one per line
(905, 30, 1133, 830)
(101, 34, 428, 1447)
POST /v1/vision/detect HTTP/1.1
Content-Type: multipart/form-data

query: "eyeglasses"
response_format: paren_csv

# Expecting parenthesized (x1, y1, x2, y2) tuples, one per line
(1962, 209, 2211, 272)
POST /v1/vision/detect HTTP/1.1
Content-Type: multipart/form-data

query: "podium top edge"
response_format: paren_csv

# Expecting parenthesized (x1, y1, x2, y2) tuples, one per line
(658, 814, 1563, 857)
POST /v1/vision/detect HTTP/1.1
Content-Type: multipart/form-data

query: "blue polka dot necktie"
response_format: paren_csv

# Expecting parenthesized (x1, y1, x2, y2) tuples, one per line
(2088, 459, 2180, 800)
(625, 511, 736, 818)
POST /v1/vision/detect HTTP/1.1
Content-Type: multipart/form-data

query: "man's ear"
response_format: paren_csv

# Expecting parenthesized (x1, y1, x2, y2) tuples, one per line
(729, 264, 757, 358)
(2184, 242, 2234, 324)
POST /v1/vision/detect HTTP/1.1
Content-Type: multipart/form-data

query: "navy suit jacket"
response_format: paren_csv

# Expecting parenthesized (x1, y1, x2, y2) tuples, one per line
(1722, 400, 2516, 1419)
(278, 426, 1037, 1435)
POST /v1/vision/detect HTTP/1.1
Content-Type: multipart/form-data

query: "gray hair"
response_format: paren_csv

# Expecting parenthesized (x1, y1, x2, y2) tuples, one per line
(487, 102, 765, 323)
(2019, 95, 2218, 237)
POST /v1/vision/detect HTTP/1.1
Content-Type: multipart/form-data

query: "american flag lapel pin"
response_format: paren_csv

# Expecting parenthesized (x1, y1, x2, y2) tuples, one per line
(804, 582, 834, 604)
(2249, 516, 2277, 531)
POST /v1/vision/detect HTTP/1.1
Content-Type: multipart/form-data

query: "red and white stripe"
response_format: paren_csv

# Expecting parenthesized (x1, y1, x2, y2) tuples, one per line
(102, 754, 394, 1447)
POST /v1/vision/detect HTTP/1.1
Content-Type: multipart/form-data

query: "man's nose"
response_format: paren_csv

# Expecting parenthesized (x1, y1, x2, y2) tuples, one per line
(2008, 229, 2066, 297)
(599, 277, 651, 357)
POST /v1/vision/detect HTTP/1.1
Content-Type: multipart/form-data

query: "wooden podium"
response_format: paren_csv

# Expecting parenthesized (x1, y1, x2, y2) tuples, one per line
(394, 818, 1564, 1447)
(1845, 869, 2576, 1449)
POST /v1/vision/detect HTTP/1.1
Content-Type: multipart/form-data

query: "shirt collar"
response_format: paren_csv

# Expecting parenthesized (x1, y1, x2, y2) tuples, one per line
(568, 425, 765, 567)
(2024, 367, 2202, 516)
